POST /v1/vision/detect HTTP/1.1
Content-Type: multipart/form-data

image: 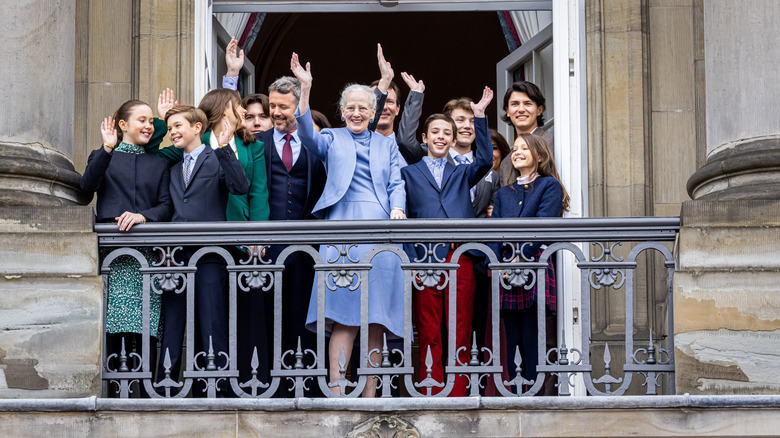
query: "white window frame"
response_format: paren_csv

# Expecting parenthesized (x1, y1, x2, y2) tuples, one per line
(197, 0, 588, 395)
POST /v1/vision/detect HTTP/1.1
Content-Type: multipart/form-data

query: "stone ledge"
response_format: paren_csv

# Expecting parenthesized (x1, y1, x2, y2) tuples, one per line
(681, 199, 780, 227)
(686, 137, 780, 200)
(2, 394, 780, 412)
(3, 396, 780, 438)
(0, 206, 94, 233)
(0, 142, 91, 207)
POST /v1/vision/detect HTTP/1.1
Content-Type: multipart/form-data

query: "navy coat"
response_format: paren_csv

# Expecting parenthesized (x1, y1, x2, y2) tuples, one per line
(80, 147, 172, 223)
(491, 176, 563, 258)
(169, 146, 250, 222)
(401, 116, 493, 261)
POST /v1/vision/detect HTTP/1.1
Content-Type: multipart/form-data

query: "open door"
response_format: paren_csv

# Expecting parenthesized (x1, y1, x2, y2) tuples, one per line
(198, 0, 589, 396)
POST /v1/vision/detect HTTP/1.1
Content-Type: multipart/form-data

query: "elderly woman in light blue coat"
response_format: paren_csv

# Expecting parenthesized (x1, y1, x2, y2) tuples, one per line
(291, 53, 406, 397)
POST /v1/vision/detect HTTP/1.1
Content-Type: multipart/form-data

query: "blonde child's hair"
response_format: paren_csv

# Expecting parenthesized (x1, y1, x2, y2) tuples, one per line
(164, 105, 208, 133)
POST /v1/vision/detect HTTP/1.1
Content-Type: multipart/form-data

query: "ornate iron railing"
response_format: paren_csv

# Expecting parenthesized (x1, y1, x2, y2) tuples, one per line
(96, 217, 678, 398)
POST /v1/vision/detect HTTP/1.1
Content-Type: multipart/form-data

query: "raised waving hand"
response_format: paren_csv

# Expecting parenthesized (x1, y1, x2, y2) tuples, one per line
(376, 43, 395, 93)
(158, 88, 177, 120)
(470, 86, 494, 118)
(290, 52, 312, 114)
(400, 72, 425, 93)
(225, 36, 245, 78)
(101, 117, 117, 151)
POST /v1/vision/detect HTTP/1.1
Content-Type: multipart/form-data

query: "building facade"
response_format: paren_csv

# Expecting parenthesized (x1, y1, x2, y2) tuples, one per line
(1, 0, 779, 435)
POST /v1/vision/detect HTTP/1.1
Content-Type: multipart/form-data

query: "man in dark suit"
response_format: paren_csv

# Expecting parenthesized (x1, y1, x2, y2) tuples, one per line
(158, 105, 250, 395)
(223, 37, 329, 394)
(401, 87, 493, 396)
(225, 73, 327, 396)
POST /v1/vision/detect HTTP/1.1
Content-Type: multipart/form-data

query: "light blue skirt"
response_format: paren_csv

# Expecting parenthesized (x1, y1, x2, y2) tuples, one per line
(305, 200, 406, 339)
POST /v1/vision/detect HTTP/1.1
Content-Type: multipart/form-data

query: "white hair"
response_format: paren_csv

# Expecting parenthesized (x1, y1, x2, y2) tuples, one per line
(338, 84, 376, 109)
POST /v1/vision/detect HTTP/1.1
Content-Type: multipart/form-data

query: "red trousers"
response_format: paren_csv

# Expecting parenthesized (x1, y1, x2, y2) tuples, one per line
(414, 251, 476, 396)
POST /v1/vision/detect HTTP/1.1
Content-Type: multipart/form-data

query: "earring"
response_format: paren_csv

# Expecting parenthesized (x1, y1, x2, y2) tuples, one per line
(341, 116, 345, 122)
(369, 118, 374, 123)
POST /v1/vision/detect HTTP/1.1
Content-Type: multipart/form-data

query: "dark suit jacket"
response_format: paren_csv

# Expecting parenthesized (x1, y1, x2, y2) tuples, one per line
(491, 176, 563, 258)
(169, 146, 250, 222)
(401, 117, 492, 260)
(395, 91, 499, 217)
(145, 121, 269, 222)
(473, 169, 500, 218)
(255, 128, 326, 219)
(81, 147, 172, 223)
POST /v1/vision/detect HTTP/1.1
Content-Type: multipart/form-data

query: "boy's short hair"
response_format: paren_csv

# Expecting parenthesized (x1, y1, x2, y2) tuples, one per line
(422, 113, 457, 138)
(442, 97, 474, 116)
(164, 105, 208, 128)
(242, 93, 269, 115)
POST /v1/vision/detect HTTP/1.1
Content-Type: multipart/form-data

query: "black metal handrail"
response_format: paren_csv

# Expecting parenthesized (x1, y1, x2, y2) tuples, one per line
(96, 217, 679, 399)
(96, 217, 680, 246)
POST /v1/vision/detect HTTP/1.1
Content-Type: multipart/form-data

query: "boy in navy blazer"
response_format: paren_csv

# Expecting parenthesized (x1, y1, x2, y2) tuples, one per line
(157, 105, 250, 395)
(401, 87, 493, 396)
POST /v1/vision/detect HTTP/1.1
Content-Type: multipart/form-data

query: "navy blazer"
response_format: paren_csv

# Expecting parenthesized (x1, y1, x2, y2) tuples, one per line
(491, 176, 563, 259)
(401, 117, 492, 261)
(255, 128, 326, 219)
(395, 91, 499, 218)
(169, 146, 250, 222)
(81, 147, 172, 223)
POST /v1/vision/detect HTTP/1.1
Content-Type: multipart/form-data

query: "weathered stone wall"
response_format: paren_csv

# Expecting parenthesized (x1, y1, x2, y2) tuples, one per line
(0, 0, 87, 207)
(585, 0, 699, 393)
(0, 207, 102, 398)
(1, 396, 780, 437)
(674, 200, 780, 394)
(675, 0, 780, 394)
(74, 0, 195, 174)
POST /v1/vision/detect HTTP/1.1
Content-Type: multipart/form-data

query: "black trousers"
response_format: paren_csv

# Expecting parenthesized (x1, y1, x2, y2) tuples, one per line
(236, 246, 321, 397)
(158, 251, 229, 395)
(501, 307, 557, 395)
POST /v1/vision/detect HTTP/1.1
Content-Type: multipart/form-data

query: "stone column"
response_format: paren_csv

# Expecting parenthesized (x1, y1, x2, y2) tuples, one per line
(0, 0, 87, 206)
(0, 0, 101, 398)
(676, 0, 780, 394)
(686, 0, 780, 201)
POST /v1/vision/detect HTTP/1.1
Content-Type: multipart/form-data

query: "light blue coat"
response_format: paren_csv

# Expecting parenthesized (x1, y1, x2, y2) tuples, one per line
(295, 109, 406, 218)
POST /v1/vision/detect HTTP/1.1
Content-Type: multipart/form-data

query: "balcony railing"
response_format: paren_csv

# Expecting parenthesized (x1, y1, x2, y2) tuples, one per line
(96, 217, 678, 398)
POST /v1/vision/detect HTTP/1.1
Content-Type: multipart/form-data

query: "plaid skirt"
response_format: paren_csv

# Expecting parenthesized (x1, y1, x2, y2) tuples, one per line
(500, 251, 556, 312)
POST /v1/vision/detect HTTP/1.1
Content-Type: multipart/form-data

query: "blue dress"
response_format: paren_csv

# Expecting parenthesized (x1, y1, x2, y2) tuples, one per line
(301, 127, 406, 339)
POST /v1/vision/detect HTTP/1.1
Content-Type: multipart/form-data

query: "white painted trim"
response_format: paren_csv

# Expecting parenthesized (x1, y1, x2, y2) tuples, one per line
(495, 24, 553, 141)
(213, 1, 551, 13)
(194, 1, 214, 105)
(552, 0, 587, 396)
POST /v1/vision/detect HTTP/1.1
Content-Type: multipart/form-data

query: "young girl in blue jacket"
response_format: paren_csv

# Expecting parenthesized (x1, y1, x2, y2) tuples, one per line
(491, 133, 569, 394)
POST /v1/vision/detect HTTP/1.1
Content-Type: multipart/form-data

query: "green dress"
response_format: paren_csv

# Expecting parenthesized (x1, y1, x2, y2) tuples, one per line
(100, 134, 169, 338)
(101, 247, 162, 338)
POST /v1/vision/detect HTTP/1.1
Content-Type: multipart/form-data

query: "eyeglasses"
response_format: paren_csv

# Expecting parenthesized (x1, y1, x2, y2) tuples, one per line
(343, 106, 371, 115)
